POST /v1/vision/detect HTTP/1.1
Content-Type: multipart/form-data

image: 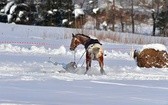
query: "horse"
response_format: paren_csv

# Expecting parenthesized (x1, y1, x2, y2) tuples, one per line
(70, 33, 105, 75)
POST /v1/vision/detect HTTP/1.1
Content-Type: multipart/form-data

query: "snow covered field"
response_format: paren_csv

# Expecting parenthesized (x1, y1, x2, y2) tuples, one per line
(0, 23, 168, 105)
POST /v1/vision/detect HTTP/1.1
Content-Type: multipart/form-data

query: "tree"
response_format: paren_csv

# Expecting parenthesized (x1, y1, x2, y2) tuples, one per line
(15, 0, 25, 4)
(152, 10, 156, 36)
(156, 0, 168, 36)
(131, 0, 135, 33)
(112, 0, 116, 31)
(119, 0, 124, 32)
(42, 0, 74, 26)
(156, 11, 168, 37)
(0, 0, 6, 10)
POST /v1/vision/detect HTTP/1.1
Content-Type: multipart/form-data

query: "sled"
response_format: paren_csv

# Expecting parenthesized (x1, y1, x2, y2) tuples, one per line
(48, 57, 78, 73)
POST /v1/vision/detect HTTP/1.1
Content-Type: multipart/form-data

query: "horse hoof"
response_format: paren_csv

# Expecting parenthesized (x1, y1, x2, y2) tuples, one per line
(101, 71, 106, 75)
(84, 71, 88, 75)
(102, 72, 106, 75)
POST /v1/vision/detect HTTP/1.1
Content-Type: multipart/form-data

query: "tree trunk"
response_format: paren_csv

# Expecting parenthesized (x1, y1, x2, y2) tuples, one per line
(95, 15, 99, 30)
(120, 15, 124, 32)
(112, 0, 115, 31)
(131, 0, 134, 33)
(152, 12, 156, 36)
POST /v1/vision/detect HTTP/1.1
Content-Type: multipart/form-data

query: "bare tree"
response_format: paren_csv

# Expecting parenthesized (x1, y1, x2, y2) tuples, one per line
(152, 10, 156, 36)
(151, 0, 161, 36)
(119, 0, 124, 32)
(131, 0, 134, 33)
(112, 0, 116, 31)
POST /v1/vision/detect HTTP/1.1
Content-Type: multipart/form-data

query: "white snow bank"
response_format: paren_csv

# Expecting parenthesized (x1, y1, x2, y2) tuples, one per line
(0, 44, 131, 60)
(141, 44, 167, 52)
(0, 44, 67, 55)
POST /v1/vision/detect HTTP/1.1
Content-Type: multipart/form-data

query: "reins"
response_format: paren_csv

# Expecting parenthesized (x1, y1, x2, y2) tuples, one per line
(74, 50, 86, 67)
(73, 50, 76, 63)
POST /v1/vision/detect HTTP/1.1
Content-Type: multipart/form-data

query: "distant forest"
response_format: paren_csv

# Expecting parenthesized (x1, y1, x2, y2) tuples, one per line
(0, 0, 168, 37)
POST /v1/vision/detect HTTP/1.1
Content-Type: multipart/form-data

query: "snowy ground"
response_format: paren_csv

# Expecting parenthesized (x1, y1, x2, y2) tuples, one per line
(0, 23, 168, 105)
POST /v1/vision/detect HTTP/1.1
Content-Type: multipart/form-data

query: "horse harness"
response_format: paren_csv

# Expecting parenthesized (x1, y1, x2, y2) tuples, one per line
(84, 39, 102, 49)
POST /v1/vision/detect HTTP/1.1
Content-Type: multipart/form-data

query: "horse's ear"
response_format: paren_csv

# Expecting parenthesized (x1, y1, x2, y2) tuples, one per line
(72, 33, 75, 37)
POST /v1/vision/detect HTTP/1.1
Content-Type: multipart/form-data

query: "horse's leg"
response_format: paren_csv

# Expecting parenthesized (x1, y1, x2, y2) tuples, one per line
(98, 54, 105, 75)
(89, 59, 91, 68)
(85, 60, 89, 74)
(85, 59, 91, 74)
(85, 52, 90, 74)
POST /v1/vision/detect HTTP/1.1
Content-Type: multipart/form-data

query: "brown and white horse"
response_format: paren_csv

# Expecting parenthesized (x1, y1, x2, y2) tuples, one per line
(70, 33, 105, 75)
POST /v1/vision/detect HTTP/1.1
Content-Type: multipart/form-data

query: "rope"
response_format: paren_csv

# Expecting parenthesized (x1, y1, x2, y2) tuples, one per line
(74, 50, 77, 63)
(73, 50, 86, 66)
(81, 59, 85, 67)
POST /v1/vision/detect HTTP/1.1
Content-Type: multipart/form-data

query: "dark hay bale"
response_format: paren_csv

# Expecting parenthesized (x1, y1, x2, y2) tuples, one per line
(134, 48, 168, 68)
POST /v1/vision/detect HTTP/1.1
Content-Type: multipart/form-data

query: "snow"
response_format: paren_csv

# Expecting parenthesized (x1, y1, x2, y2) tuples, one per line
(89, 0, 94, 4)
(18, 11, 24, 17)
(53, 9, 58, 12)
(62, 19, 68, 24)
(7, 14, 13, 22)
(73, 4, 85, 18)
(0, 23, 168, 105)
(141, 44, 167, 52)
(99, 21, 108, 30)
(9, 4, 17, 14)
(151, 9, 155, 12)
(0, 9, 4, 13)
(83, 20, 95, 29)
(15, 17, 20, 22)
(93, 8, 99, 14)
(73, 8, 84, 18)
(47, 10, 53, 15)
(4, 1, 14, 14)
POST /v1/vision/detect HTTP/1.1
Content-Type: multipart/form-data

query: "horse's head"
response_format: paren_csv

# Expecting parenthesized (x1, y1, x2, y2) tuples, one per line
(70, 33, 91, 51)
(70, 34, 81, 51)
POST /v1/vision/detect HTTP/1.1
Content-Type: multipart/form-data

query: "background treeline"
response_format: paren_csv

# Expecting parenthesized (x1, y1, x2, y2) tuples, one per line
(0, 0, 168, 37)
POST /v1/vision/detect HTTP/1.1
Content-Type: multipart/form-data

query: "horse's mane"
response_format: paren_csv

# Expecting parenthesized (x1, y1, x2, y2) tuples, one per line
(75, 33, 90, 39)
